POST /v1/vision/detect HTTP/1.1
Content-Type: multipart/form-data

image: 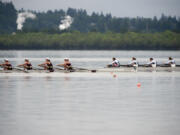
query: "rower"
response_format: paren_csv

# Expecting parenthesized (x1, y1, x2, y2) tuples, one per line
(18, 58, 32, 70)
(128, 57, 138, 67)
(107, 57, 120, 67)
(165, 57, 176, 67)
(57, 58, 73, 70)
(146, 58, 157, 67)
(38, 57, 54, 72)
(0, 59, 13, 70)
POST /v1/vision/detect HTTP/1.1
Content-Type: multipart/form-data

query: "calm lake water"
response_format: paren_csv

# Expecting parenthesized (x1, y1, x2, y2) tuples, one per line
(0, 50, 180, 135)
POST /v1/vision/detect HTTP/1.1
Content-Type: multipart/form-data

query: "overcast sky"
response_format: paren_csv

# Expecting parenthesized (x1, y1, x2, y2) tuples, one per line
(3, 0, 180, 18)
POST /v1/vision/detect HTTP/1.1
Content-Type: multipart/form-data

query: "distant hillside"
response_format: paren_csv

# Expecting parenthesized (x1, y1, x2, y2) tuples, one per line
(0, 1, 180, 34)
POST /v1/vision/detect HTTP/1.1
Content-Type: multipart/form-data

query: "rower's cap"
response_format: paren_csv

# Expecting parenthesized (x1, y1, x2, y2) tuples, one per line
(169, 57, 172, 60)
(25, 58, 29, 61)
(46, 57, 50, 61)
(4, 59, 9, 62)
(64, 58, 69, 60)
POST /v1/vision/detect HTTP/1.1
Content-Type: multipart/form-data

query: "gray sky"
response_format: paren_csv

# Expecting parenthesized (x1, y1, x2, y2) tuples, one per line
(3, 0, 180, 18)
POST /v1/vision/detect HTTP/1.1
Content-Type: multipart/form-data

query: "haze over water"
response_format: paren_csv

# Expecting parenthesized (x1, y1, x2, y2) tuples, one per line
(0, 50, 180, 135)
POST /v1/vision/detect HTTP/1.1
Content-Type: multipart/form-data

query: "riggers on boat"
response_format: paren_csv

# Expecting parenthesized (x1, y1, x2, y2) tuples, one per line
(0, 65, 180, 73)
(97, 66, 180, 72)
(0, 57, 179, 73)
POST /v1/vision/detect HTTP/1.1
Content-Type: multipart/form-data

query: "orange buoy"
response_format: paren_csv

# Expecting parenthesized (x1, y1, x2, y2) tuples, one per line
(137, 83, 141, 88)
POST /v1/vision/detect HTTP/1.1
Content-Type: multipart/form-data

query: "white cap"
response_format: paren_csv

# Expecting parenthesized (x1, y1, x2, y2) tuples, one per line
(25, 58, 29, 61)
(4, 59, 9, 61)
(46, 57, 50, 61)
(64, 58, 69, 60)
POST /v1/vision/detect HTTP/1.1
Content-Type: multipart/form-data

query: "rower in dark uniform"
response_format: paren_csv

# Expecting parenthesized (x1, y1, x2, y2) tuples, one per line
(0, 59, 13, 70)
(38, 57, 54, 72)
(18, 58, 32, 70)
(57, 58, 73, 70)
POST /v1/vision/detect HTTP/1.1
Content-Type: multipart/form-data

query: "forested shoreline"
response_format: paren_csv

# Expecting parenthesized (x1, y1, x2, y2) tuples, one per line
(0, 31, 179, 50)
(1, 1, 180, 50)
(1, 1, 180, 34)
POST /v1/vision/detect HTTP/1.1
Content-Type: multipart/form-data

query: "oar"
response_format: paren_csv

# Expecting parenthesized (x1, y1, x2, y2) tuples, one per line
(56, 65, 88, 71)
(158, 64, 171, 67)
(107, 64, 139, 67)
(159, 64, 180, 67)
(130, 64, 160, 67)
(54, 67, 76, 73)
(72, 67, 89, 70)
(120, 64, 135, 67)
(13, 67, 29, 73)
(55, 65, 68, 71)
(137, 64, 180, 67)
(32, 67, 44, 70)
(17, 65, 44, 71)
(54, 67, 65, 70)
(38, 65, 46, 68)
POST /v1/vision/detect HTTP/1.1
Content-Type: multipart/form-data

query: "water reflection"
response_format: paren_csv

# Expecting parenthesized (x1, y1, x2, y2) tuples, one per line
(0, 74, 180, 135)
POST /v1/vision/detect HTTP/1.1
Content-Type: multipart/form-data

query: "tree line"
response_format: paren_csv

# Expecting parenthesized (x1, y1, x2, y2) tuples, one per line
(0, 31, 179, 50)
(0, 1, 180, 50)
(0, 1, 180, 34)
(0, 1, 17, 34)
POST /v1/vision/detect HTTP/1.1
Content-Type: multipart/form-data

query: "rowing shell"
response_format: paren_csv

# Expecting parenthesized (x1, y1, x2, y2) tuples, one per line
(0, 66, 180, 73)
(0, 67, 88, 73)
(97, 66, 180, 72)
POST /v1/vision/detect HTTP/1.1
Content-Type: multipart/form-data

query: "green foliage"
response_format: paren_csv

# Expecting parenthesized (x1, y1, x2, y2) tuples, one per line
(1, 1, 180, 34)
(0, 31, 179, 50)
(0, 1, 17, 34)
(0, 1, 180, 50)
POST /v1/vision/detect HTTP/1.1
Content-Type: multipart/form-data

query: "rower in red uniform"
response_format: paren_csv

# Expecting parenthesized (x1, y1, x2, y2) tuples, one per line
(0, 59, 13, 70)
(18, 58, 32, 70)
(38, 57, 54, 72)
(57, 58, 72, 70)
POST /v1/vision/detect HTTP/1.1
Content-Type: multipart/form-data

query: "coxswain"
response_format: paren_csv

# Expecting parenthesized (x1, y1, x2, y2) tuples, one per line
(38, 57, 54, 72)
(0, 59, 13, 70)
(57, 58, 73, 70)
(146, 58, 157, 67)
(165, 57, 176, 67)
(107, 57, 120, 67)
(128, 57, 138, 67)
(18, 58, 32, 70)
